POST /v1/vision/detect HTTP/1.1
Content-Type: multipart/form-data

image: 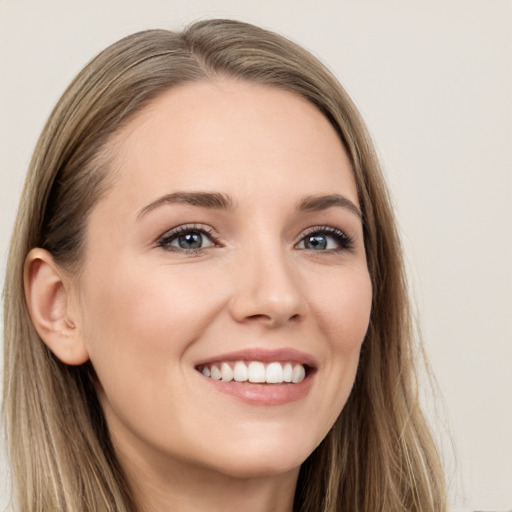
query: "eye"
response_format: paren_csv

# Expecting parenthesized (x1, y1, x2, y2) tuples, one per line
(158, 225, 216, 252)
(296, 226, 353, 251)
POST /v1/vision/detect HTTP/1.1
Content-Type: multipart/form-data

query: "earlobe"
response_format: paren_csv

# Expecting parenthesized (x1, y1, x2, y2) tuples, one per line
(24, 248, 89, 365)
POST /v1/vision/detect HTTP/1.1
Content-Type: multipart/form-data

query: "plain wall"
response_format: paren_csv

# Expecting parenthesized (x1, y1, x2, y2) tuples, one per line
(1, 1, 511, 510)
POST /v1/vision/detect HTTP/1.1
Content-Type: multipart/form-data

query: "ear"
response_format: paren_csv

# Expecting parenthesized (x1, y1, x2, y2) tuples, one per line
(24, 248, 89, 365)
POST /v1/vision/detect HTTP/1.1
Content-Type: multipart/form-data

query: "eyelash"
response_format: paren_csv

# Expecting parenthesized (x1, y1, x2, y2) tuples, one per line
(157, 224, 218, 254)
(298, 226, 354, 252)
(157, 224, 354, 254)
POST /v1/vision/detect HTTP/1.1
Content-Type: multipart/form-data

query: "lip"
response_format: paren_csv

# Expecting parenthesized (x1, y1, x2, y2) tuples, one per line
(194, 348, 317, 406)
(194, 348, 318, 368)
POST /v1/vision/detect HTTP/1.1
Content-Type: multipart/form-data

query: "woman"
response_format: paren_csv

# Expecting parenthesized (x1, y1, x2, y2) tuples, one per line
(2, 19, 447, 512)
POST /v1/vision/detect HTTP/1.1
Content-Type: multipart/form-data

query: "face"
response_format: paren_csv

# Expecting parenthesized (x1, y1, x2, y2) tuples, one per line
(74, 80, 372, 481)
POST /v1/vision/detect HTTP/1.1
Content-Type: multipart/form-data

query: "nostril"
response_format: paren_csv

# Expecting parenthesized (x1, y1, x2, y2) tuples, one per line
(247, 314, 269, 321)
(245, 311, 302, 328)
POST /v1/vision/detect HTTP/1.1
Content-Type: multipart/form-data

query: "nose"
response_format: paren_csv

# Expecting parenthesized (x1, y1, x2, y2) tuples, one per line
(229, 247, 309, 328)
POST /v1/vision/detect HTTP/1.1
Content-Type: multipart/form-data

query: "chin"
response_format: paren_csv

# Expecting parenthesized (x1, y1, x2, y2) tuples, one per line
(199, 432, 317, 479)
(211, 455, 304, 480)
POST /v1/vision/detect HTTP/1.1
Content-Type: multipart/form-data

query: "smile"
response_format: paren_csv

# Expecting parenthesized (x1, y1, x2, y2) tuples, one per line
(194, 348, 316, 405)
(198, 361, 307, 384)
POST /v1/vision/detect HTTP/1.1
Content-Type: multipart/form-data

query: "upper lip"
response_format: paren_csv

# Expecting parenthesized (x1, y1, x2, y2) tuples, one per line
(194, 348, 318, 369)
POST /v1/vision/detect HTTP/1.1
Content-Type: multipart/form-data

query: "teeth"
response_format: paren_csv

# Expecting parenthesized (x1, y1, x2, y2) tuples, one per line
(210, 365, 222, 380)
(200, 361, 306, 384)
(291, 364, 306, 384)
(283, 362, 293, 382)
(248, 361, 266, 383)
(220, 362, 233, 382)
(233, 361, 248, 382)
(266, 362, 284, 383)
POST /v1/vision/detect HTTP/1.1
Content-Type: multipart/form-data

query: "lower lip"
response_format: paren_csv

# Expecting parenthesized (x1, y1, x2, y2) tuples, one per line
(198, 372, 315, 406)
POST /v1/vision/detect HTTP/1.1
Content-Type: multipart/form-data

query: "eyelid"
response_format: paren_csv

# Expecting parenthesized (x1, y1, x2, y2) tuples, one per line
(157, 223, 220, 251)
(295, 225, 354, 251)
(155, 223, 354, 253)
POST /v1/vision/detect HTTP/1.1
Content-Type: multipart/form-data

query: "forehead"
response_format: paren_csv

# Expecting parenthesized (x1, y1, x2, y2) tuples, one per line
(106, 79, 358, 209)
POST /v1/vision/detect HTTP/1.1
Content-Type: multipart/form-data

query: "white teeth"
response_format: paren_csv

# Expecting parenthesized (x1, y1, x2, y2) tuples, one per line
(291, 364, 306, 383)
(283, 363, 293, 382)
(248, 361, 266, 383)
(233, 361, 248, 382)
(266, 362, 284, 383)
(210, 365, 222, 380)
(200, 361, 307, 384)
(220, 362, 233, 382)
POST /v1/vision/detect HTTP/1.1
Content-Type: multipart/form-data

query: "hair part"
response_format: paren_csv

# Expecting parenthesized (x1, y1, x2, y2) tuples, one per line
(3, 19, 447, 512)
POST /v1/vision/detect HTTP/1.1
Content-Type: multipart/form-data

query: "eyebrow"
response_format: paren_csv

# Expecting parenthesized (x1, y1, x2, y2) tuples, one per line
(297, 194, 362, 219)
(137, 191, 361, 220)
(137, 191, 236, 219)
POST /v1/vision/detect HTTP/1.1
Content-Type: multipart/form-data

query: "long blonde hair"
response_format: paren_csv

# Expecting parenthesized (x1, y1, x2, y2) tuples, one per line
(3, 19, 447, 511)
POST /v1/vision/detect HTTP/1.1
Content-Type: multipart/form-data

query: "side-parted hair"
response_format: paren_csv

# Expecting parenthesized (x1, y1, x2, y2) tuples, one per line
(3, 19, 446, 512)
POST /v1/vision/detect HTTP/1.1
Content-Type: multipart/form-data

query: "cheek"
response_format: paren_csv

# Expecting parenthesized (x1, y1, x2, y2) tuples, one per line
(79, 260, 228, 379)
(308, 266, 372, 420)
(312, 266, 373, 351)
(77, 260, 233, 446)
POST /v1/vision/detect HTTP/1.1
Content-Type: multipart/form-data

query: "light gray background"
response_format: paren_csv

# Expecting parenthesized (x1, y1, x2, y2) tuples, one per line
(1, 1, 511, 510)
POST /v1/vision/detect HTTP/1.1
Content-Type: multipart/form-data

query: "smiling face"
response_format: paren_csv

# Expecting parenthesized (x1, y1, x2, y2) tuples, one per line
(73, 80, 372, 483)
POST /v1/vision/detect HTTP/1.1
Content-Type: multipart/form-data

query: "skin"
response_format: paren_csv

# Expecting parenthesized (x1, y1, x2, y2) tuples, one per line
(28, 80, 373, 512)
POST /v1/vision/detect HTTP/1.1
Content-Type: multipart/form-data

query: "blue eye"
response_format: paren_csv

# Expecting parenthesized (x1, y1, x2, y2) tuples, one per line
(296, 227, 353, 251)
(158, 226, 215, 252)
